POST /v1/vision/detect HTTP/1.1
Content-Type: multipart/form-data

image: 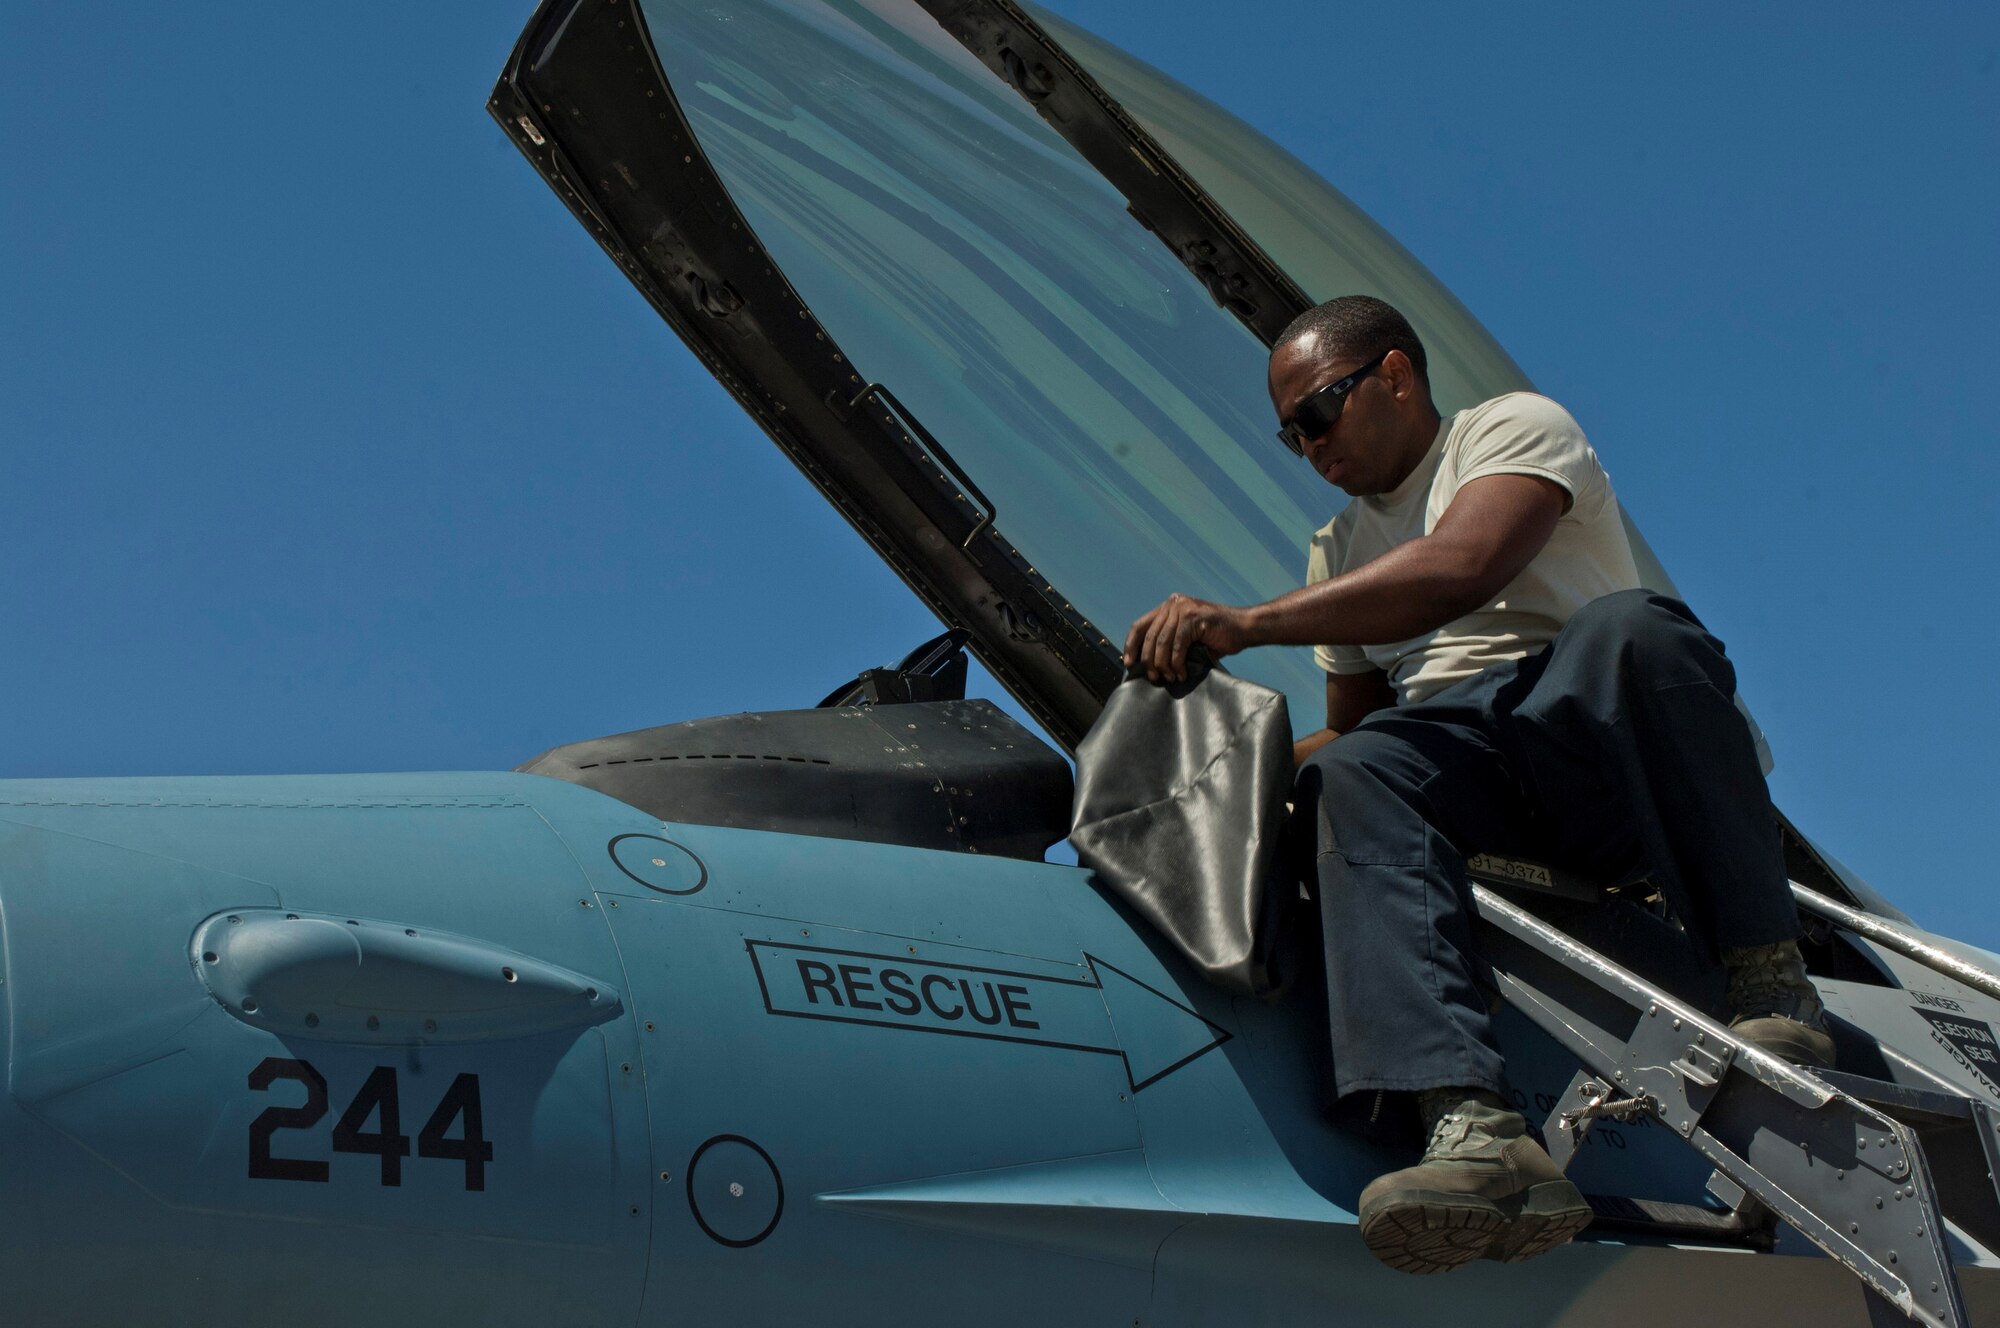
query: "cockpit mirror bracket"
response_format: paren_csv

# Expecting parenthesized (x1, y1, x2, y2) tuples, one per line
(686, 271, 742, 318)
(998, 47, 1053, 102)
(849, 383, 996, 552)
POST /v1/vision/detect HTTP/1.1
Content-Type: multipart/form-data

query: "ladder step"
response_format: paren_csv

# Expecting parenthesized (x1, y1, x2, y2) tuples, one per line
(1814, 1069, 1979, 1126)
(1583, 1193, 1773, 1249)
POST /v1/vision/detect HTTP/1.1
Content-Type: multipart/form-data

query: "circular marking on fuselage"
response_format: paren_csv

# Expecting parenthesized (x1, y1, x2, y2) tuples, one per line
(686, 1135, 784, 1248)
(608, 833, 708, 895)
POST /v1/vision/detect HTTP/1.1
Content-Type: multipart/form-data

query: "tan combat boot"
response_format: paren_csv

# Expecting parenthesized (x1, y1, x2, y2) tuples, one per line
(1357, 1089, 1593, 1275)
(1724, 938, 1836, 1068)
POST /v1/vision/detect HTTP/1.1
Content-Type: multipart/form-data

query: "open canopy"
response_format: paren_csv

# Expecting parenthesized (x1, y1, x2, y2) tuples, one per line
(490, 0, 1720, 761)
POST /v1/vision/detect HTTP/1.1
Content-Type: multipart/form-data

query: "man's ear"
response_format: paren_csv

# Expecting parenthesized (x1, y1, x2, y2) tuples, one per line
(1383, 348, 1415, 401)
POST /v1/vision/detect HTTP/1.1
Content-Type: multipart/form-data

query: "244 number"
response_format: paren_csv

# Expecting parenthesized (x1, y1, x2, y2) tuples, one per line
(248, 1058, 493, 1191)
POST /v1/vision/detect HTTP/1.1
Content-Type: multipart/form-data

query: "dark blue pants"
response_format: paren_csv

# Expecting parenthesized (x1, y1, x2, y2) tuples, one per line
(1294, 590, 1801, 1100)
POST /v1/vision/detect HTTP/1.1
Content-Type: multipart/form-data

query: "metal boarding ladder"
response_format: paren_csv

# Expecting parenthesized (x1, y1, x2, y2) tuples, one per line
(1464, 876, 2000, 1328)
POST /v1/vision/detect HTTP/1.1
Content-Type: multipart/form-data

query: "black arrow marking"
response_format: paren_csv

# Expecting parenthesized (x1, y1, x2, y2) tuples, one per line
(744, 940, 1230, 1092)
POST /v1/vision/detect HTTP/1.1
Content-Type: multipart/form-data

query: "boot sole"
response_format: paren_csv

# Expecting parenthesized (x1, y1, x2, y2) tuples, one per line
(1360, 1180, 1592, 1275)
(1482, 1180, 1595, 1263)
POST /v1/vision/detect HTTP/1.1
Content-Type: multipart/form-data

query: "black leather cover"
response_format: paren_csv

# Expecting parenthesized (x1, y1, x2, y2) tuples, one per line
(1070, 662, 1292, 995)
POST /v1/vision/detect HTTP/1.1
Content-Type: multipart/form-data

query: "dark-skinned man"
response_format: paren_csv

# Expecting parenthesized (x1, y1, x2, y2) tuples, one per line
(1124, 295, 1832, 1276)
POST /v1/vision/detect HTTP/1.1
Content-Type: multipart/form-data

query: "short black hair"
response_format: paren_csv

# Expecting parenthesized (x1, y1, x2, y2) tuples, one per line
(1275, 295, 1428, 383)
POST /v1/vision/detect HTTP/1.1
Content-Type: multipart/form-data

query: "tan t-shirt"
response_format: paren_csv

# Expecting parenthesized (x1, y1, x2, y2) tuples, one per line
(1305, 392, 1642, 705)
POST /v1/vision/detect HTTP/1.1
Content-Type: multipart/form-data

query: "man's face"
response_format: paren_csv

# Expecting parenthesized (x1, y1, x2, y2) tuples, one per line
(1268, 339, 1413, 498)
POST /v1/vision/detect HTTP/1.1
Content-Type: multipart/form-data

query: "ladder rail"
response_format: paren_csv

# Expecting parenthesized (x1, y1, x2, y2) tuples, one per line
(1472, 883, 1972, 1328)
(1791, 883, 2000, 1005)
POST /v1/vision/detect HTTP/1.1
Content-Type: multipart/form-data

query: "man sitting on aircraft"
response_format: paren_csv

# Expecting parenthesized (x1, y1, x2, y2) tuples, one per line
(1124, 295, 1832, 1276)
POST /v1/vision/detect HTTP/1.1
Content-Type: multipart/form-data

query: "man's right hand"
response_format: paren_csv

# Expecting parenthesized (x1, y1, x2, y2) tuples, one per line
(1295, 669, 1396, 769)
(1123, 592, 1255, 683)
(1293, 728, 1339, 769)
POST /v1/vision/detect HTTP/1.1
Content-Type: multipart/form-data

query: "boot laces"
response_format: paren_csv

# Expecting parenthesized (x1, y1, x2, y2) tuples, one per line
(1726, 944, 1819, 1022)
(1732, 960, 1791, 1014)
(1423, 1111, 1475, 1157)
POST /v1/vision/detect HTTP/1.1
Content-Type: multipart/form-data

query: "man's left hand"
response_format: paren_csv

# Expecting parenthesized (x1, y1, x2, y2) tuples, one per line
(1124, 594, 1254, 682)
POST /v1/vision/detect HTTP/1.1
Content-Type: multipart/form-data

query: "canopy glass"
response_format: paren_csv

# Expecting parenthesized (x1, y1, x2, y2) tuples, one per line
(638, 0, 1335, 729)
(1025, 3, 1533, 416)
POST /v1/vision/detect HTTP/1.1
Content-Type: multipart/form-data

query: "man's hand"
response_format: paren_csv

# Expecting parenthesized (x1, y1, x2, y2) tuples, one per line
(1292, 727, 1339, 768)
(1293, 671, 1393, 768)
(1123, 593, 1254, 682)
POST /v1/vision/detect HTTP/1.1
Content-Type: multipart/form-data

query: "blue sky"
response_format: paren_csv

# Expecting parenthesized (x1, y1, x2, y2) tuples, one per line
(3, 4, 1995, 943)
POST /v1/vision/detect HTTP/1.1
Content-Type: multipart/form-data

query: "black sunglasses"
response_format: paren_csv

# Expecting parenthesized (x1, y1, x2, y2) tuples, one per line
(1275, 348, 1391, 456)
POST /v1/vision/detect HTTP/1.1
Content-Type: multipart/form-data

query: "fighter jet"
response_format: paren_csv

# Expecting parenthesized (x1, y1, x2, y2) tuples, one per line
(2, 1, 1997, 1325)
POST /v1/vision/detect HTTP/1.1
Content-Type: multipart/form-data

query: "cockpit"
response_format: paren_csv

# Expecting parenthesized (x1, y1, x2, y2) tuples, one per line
(497, 0, 1793, 884)
(493, 0, 1582, 749)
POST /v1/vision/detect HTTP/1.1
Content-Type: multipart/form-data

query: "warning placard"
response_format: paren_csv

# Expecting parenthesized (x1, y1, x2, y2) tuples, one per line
(1914, 1007, 2000, 1097)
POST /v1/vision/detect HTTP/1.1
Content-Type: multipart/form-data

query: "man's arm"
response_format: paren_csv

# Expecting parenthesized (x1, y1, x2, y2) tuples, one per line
(1126, 472, 1568, 681)
(1292, 668, 1395, 767)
